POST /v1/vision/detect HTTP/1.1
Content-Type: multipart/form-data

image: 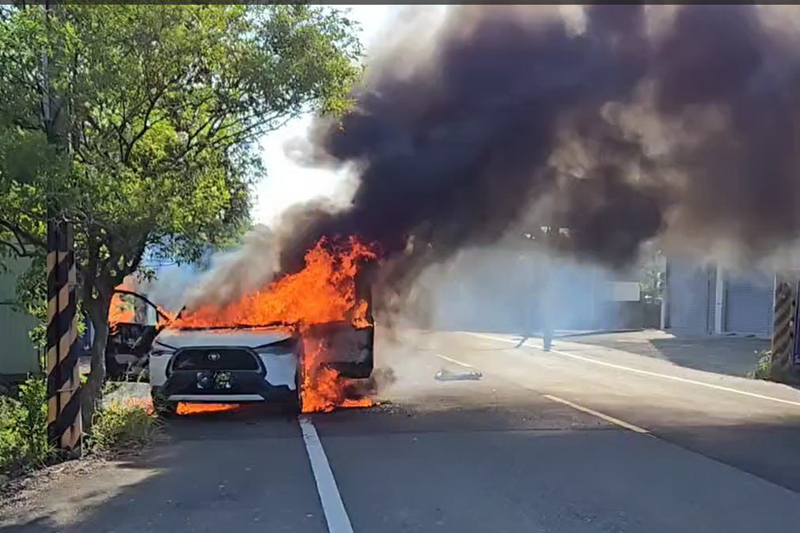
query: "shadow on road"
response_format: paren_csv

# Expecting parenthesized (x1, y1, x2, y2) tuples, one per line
(1, 404, 314, 533)
(6, 402, 800, 533)
(569, 330, 768, 378)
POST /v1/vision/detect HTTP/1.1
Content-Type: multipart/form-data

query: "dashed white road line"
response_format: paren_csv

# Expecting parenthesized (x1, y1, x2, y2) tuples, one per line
(435, 352, 477, 368)
(470, 332, 800, 409)
(298, 416, 355, 533)
(542, 394, 652, 435)
(432, 348, 651, 436)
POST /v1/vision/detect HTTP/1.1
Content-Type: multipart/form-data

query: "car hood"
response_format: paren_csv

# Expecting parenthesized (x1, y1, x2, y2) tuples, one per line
(153, 326, 296, 350)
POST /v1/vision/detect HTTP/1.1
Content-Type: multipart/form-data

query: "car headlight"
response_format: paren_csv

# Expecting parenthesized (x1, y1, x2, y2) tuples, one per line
(151, 350, 174, 357)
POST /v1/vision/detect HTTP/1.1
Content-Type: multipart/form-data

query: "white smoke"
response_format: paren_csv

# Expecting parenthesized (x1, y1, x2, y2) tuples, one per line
(182, 225, 281, 311)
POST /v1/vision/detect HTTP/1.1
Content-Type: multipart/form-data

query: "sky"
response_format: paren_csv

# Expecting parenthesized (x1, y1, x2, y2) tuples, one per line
(251, 6, 394, 226)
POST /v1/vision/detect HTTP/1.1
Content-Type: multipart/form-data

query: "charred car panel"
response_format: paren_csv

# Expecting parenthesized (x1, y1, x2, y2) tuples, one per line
(120, 260, 377, 413)
(304, 322, 374, 379)
(106, 323, 159, 379)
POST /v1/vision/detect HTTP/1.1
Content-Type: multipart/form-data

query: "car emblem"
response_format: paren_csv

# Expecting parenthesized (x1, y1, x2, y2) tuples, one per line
(208, 352, 221, 362)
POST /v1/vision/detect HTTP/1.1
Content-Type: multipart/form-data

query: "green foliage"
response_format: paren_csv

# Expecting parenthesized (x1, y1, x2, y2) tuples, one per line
(0, 4, 362, 421)
(90, 401, 161, 453)
(639, 247, 664, 302)
(751, 349, 772, 380)
(0, 5, 361, 272)
(0, 3, 361, 284)
(0, 376, 52, 475)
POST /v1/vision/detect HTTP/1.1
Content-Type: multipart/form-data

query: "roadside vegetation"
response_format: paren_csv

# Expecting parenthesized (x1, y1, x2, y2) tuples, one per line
(2, 378, 163, 479)
(751, 349, 772, 380)
(0, 377, 52, 477)
(89, 400, 162, 454)
(0, 3, 361, 431)
(0, 4, 362, 480)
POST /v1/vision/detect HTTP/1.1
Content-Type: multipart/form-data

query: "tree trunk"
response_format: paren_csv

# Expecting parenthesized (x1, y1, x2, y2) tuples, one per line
(81, 294, 111, 432)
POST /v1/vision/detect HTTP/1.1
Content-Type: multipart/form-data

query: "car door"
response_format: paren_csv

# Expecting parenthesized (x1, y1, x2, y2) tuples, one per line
(302, 260, 376, 379)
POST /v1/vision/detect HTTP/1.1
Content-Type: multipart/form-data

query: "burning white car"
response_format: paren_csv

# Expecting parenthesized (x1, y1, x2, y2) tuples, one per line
(116, 239, 380, 414)
(148, 321, 375, 414)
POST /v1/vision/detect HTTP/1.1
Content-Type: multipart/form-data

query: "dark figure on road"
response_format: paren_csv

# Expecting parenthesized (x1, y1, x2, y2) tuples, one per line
(543, 322, 553, 352)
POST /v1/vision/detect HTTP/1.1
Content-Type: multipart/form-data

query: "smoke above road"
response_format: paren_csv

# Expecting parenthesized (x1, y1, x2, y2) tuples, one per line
(191, 5, 800, 309)
(286, 5, 800, 259)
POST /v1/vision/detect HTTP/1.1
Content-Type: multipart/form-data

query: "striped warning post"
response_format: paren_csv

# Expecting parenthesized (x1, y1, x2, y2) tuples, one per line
(46, 220, 82, 451)
(772, 276, 797, 369)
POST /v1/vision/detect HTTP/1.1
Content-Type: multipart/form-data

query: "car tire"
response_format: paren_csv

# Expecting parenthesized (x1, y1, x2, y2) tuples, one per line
(287, 363, 302, 414)
(151, 388, 178, 418)
(284, 392, 301, 415)
(105, 355, 126, 381)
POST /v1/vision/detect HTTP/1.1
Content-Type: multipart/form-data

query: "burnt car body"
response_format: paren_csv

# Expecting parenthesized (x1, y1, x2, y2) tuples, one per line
(148, 322, 374, 413)
(106, 322, 160, 379)
(105, 290, 172, 379)
(147, 262, 377, 413)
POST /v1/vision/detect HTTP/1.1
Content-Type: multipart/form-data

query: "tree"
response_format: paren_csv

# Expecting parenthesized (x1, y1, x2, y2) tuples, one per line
(0, 4, 361, 428)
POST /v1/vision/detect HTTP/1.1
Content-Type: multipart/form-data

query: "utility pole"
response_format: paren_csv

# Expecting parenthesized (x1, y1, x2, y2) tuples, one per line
(771, 271, 800, 384)
(43, 0, 82, 452)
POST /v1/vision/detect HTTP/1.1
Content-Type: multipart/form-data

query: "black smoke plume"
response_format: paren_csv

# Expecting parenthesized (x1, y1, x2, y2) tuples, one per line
(273, 5, 800, 297)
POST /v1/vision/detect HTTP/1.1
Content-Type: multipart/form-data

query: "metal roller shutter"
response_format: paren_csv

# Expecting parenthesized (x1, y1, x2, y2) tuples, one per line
(668, 261, 712, 333)
(724, 272, 774, 337)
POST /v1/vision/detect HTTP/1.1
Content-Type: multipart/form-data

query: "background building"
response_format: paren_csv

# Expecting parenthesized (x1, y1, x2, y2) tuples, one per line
(0, 258, 40, 379)
(664, 258, 774, 338)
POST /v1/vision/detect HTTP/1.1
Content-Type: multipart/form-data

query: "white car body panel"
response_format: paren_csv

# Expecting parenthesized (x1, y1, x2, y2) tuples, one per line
(258, 352, 297, 390)
(150, 353, 170, 387)
(149, 326, 299, 394)
(167, 394, 264, 402)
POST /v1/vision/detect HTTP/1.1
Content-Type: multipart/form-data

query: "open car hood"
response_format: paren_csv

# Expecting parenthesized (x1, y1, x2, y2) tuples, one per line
(153, 326, 296, 350)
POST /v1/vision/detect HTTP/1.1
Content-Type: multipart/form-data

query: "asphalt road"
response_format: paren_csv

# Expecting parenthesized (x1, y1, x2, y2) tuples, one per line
(4, 329, 800, 533)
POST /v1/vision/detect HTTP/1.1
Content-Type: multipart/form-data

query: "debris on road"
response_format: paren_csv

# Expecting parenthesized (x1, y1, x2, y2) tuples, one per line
(435, 367, 482, 381)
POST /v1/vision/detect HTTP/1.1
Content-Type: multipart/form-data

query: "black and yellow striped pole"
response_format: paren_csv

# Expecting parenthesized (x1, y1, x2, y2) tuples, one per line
(770, 271, 800, 384)
(772, 277, 795, 365)
(46, 218, 82, 451)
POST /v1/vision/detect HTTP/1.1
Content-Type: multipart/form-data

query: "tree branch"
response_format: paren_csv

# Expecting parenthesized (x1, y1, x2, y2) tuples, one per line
(0, 219, 46, 250)
(122, 86, 168, 163)
(0, 238, 32, 258)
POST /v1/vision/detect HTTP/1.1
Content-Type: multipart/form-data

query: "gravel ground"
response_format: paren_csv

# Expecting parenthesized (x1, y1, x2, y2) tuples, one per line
(0, 457, 106, 516)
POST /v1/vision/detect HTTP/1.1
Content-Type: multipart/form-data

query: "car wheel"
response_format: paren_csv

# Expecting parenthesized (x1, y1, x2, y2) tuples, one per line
(151, 389, 178, 418)
(286, 363, 302, 414)
(105, 355, 126, 381)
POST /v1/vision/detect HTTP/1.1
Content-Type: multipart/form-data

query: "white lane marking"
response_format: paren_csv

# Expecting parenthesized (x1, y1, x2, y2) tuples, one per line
(298, 416, 355, 533)
(542, 394, 651, 435)
(470, 332, 800, 409)
(432, 347, 649, 435)
(435, 352, 476, 369)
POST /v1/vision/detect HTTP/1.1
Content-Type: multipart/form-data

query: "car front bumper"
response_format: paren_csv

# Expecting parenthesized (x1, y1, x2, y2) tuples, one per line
(155, 369, 296, 404)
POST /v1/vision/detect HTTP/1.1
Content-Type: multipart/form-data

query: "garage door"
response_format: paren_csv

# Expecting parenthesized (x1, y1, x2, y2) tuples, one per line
(725, 271, 774, 337)
(668, 261, 712, 333)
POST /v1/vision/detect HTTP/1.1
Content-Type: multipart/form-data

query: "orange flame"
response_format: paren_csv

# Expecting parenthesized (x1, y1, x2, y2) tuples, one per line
(109, 280, 176, 330)
(300, 338, 373, 413)
(175, 237, 376, 329)
(124, 397, 241, 416)
(176, 403, 241, 415)
(176, 237, 378, 413)
(108, 290, 136, 329)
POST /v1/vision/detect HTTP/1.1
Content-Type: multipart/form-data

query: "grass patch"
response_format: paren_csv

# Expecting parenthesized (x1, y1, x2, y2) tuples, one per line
(0, 377, 54, 476)
(750, 349, 772, 380)
(89, 400, 162, 453)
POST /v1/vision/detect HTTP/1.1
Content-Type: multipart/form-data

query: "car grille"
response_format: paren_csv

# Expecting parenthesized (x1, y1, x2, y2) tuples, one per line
(171, 348, 260, 372)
